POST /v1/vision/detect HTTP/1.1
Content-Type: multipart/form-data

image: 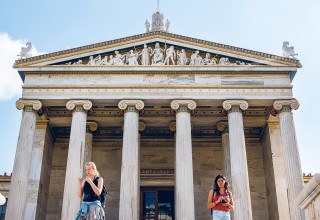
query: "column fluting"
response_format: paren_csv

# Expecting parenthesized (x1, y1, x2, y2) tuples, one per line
(222, 100, 253, 220)
(273, 99, 305, 220)
(61, 100, 92, 220)
(171, 100, 196, 220)
(118, 100, 144, 220)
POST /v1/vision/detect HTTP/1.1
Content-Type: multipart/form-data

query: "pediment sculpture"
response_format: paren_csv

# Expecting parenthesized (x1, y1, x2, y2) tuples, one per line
(62, 42, 256, 66)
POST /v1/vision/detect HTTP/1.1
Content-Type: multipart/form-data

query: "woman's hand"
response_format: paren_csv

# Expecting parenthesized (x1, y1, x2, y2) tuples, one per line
(215, 196, 222, 204)
(77, 177, 82, 185)
(85, 176, 93, 183)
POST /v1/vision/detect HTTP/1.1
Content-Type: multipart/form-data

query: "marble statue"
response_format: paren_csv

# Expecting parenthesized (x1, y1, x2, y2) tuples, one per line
(165, 19, 171, 32)
(164, 46, 176, 65)
(145, 20, 150, 33)
(113, 51, 125, 65)
(139, 44, 151, 65)
(108, 55, 115, 65)
(218, 57, 231, 65)
(151, 12, 165, 31)
(189, 50, 202, 65)
(99, 56, 110, 65)
(151, 42, 165, 65)
(87, 56, 96, 66)
(202, 53, 218, 65)
(17, 41, 33, 59)
(127, 50, 139, 65)
(177, 49, 188, 65)
(73, 59, 83, 65)
(282, 41, 298, 58)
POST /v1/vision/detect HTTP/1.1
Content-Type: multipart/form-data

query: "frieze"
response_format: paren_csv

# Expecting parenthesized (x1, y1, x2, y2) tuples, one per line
(22, 88, 293, 99)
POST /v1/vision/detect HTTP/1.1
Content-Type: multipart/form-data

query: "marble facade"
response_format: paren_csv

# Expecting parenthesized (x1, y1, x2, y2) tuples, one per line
(6, 31, 306, 220)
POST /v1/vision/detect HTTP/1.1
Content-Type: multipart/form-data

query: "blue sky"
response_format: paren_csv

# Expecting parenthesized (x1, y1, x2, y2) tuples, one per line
(0, 0, 319, 174)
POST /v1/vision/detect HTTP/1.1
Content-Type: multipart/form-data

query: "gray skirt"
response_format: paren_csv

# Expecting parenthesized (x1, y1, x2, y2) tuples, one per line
(77, 202, 105, 220)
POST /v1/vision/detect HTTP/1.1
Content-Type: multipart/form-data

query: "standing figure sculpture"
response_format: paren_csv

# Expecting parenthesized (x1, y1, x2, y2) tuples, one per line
(139, 44, 151, 65)
(127, 50, 139, 65)
(189, 50, 202, 65)
(113, 51, 125, 65)
(151, 42, 165, 65)
(164, 46, 176, 65)
(165, 19, 171, 32)
(145, 19, 151, 33)
(87, 56, 96, 66)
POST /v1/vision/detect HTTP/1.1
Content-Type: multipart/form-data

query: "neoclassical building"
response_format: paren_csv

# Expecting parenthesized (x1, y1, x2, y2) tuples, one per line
(6, 17, 306, 220)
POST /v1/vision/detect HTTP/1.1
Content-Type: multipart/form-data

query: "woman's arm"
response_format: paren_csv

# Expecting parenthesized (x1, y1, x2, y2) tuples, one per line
(208, 190, 221, 209)
(86, 177, 103, 196)
(228, 191, 234, 210)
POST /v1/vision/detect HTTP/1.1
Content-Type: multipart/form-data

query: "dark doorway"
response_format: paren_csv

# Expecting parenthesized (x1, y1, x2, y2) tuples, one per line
(140, 187, 175, 220)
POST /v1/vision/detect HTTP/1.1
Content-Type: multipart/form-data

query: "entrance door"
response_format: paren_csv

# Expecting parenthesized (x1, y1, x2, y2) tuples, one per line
(140, 187, 175, 220)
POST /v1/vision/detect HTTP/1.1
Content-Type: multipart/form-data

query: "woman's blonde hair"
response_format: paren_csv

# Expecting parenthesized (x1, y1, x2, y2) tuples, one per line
(85, 161, 100, 177)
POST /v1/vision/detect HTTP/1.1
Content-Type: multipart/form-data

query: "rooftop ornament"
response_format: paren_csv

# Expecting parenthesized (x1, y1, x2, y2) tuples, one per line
(145, 0, 170, 33)
(282, 41, 298, 59)
(17, 41, 33, 59)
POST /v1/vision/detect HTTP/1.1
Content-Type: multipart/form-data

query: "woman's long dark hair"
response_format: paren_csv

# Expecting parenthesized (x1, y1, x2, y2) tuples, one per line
(213, 174, 231, 195)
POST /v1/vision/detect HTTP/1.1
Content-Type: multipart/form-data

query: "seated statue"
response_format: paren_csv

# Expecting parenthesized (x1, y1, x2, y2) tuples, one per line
(127, 50, 139, 65)
(113, 51, 125, 65)
(177, 49, 188, 65)
(151, 43, 165, 65)
(189, 50, 202, 65)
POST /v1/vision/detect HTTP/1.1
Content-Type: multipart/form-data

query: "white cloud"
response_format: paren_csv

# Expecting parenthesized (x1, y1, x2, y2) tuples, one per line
(0, 33, 41, 101)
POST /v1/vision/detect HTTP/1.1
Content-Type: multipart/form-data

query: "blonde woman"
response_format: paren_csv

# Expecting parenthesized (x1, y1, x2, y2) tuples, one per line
(75, 162, 105, 220)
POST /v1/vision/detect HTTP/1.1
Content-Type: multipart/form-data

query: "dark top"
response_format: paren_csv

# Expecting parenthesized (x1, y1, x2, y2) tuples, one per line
(83, 177, 100, 202)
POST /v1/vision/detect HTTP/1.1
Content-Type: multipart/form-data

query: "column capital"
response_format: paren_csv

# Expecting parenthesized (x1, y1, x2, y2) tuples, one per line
(139, 121, 146, 132)
(118, 100, 144, 111)
(170, 100, 196, 111)
(86, 121, 98, 132)
(222, 100, 249, 111)
(66, 100, 92, 111)
(217, 121, 229, 134)
(169, 121, 176, 132)
(273, 99, 299, 112)
(16, 99, 42, 111)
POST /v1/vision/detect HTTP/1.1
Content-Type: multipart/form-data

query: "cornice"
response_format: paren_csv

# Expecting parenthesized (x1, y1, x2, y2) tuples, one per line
(22, 70, 293, 75)
(14, 31, 301, 68)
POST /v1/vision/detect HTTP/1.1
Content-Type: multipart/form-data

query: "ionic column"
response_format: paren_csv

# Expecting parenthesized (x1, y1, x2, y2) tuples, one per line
(171, 100, 196, 220)
(118, 100, 144, 220)
(84, 121, 98, 164)
(24, 119, 54, 220)
(5, 99, 42, 220)
(222, 100, 252, 220)
(273, 99, 305, 220)
(217, 121, 231, 186)
(61, 100, 92, 220)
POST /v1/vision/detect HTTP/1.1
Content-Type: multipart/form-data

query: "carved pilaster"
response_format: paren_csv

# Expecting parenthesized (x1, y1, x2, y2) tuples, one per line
(217, 121, 229, 134)
(139, 121, 146, 132)
(86, 121, 98, 133)
(169, 121, 176, 132)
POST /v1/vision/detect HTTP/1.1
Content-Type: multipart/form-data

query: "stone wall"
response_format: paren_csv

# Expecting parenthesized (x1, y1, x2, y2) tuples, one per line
(45, 139, 268, 220)
(296, 173, 320, 220)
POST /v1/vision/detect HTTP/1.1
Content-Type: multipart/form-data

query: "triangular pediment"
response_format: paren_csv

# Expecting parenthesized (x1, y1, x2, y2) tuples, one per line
(14, 31, 301, 68)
